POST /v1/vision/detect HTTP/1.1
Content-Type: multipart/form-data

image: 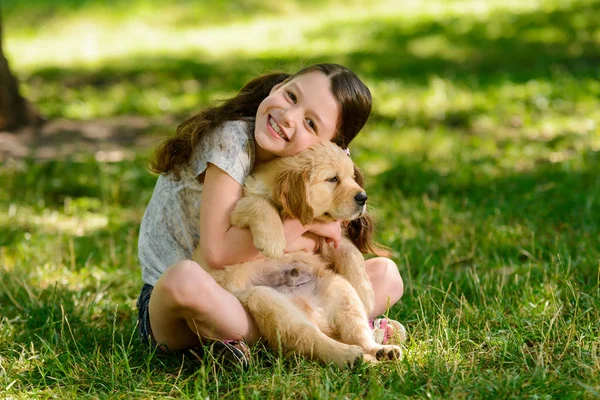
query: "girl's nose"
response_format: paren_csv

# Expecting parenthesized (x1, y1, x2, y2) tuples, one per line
(280, 108, 297, 127)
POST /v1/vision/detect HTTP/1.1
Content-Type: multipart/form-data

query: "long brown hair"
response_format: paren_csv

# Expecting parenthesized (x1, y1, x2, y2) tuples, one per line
(347, 165, 391, 257)
(150, 63, 372, 179)
(150, 72, 290, 179)
(151, 63, 385, 254)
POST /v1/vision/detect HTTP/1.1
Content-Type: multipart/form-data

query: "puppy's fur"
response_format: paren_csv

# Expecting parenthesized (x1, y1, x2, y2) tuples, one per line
(196, 141, 401, 367)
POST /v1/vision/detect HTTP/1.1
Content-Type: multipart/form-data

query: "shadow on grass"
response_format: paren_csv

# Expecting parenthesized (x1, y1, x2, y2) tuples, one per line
(335, 1, 600, 84)
(375, 147, 600, 286)
(0, 154, 154, 250)
(0, 267, 343, 396)
(0, 154, 156, 208)
(0, 268, 203, 394)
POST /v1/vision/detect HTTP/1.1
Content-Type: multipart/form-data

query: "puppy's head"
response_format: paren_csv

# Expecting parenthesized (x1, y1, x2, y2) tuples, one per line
(273, 141, 367, 225)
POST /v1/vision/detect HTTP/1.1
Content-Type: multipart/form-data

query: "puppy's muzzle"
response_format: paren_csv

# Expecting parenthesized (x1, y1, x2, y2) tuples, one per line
(354, 192, 368, 206)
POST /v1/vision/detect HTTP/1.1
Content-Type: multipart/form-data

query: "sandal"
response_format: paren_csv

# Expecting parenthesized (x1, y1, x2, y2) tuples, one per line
(188, 340, 251, 369)
(370, 318, 407, 345)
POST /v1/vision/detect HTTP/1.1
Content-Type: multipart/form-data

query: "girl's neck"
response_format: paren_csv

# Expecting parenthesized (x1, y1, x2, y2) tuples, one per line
(254, 144, 277, 164)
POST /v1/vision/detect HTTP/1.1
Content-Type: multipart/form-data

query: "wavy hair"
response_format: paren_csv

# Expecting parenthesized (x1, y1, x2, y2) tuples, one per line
(150, 63, 384, 254)
(150, 63, 371, 179)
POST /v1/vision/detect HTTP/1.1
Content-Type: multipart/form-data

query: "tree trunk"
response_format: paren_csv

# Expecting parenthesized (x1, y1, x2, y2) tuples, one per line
(0, 5, 33, 131)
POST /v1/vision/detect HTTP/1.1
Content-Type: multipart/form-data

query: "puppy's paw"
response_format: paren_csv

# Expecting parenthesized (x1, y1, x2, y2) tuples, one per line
(374, 345, 403, 361)
(335, 345, 364, 369)
(253, 230, 286, 259)
(362, 353, 377, 364)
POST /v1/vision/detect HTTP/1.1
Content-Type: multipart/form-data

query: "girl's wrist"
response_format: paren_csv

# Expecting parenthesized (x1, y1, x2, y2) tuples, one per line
(282, 215, 310, 234)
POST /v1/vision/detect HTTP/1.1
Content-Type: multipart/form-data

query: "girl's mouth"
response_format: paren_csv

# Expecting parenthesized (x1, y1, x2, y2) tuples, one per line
(269, 115, 288, 141)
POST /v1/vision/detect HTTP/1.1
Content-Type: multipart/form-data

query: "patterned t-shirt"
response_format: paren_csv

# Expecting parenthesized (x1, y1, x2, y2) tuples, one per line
(138, 119, 255, 286)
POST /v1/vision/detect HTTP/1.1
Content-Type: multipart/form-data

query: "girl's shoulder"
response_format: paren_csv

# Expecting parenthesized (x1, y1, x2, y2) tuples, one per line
(210, 118, 255, 143)
(199, 119, 254, 153)
(189, 118, 256, 184)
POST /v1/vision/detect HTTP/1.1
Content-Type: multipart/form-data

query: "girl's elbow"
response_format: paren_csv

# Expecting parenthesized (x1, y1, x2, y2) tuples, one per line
(201, 249, 226, 270)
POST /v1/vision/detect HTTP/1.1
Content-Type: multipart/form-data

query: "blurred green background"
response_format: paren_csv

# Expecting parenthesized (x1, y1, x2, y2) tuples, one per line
(1, 0, 599, 398)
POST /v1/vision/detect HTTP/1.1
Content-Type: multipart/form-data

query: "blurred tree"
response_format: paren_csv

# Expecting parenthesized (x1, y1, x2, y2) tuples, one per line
(0, 4, 38, 131)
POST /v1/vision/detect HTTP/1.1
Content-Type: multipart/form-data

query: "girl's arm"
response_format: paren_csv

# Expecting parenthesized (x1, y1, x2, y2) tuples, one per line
(283, 221, 343, 253)
(199, 163, 311, 269)
(284, 232, 320, 253)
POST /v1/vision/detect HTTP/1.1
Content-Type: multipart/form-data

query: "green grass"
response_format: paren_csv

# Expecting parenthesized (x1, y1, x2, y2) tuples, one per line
(1, 0, 600, 398)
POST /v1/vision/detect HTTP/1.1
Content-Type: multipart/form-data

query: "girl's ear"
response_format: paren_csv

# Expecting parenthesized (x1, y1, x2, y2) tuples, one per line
(273, 167, 314, 225)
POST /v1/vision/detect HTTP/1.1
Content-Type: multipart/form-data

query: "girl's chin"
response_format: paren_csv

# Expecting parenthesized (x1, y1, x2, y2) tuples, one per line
(255, 134, 283, 159)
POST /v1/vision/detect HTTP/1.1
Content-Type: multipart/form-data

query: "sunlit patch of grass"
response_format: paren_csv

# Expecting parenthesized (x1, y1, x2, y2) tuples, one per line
(1, 0, 600, 397)
(2, 204, 109, 237)
(7, 0, 600, 132)
(8, 3, 373, 70)
(5, 0, 568, 71)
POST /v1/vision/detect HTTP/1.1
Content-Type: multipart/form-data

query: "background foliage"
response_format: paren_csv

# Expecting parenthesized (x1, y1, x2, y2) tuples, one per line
(1, 0, 599, 398)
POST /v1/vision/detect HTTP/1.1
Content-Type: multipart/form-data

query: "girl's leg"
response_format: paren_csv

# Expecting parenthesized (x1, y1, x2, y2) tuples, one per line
(148, 260, 259, 351)
(147, 257, 402, 350)
(364, 257, 404, 319)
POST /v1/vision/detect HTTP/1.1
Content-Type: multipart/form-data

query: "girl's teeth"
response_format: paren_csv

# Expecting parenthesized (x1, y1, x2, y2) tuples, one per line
(270, 117, 286, 140)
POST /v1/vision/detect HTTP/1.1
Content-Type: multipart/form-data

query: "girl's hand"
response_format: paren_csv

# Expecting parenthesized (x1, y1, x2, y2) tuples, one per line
(306, 220, 342, 249)
(285, 232, 321, 254)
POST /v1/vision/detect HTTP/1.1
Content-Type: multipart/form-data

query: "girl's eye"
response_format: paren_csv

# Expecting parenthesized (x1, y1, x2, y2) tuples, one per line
(287, 91, 297, 104)
(327, 176, 338, 183)
(306, 118, 316, 131)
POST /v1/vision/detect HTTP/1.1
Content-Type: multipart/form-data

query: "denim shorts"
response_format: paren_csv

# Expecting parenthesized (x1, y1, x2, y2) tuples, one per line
(136, 283, 155, 345)
(134, 283, 250, 368)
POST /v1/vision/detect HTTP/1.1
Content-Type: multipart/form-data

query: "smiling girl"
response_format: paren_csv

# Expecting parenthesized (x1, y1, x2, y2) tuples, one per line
(136, 63, 404, 367)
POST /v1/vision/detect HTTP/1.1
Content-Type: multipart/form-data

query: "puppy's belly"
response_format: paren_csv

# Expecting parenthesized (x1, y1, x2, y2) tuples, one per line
(226, 254, 335, 336)
(251, 259, 318, 294)
(253, 259, 335, 334)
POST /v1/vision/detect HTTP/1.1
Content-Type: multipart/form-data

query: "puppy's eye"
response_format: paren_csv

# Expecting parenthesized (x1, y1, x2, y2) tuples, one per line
(327, 176, 338, 183)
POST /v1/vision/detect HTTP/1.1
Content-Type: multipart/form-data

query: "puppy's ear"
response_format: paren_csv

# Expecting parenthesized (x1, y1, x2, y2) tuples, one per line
(273, 168, 314, 225)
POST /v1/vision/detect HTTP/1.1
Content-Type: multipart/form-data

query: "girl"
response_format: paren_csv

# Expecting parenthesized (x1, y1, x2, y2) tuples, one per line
(136, 63, 404, 367)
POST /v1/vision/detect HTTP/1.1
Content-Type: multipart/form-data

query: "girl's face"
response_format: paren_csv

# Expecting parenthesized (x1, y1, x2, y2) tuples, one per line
(254, 71, 339, 162)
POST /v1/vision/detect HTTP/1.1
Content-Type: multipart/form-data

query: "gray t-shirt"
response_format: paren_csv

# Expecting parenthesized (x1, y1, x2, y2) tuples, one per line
(138, 119, 255, 286)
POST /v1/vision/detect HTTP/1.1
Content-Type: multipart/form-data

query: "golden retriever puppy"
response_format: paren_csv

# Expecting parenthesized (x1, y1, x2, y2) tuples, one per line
(197, 141, 402, 367)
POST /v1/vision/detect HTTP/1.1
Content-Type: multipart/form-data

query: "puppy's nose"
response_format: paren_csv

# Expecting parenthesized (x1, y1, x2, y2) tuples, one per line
(354, 192, 368, 206)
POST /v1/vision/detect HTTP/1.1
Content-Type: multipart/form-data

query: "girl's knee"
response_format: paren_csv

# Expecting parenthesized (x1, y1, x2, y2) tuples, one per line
(157, 260, 219, 311)
(383, 258, 404, 300)
(367, 257, 404, 301)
